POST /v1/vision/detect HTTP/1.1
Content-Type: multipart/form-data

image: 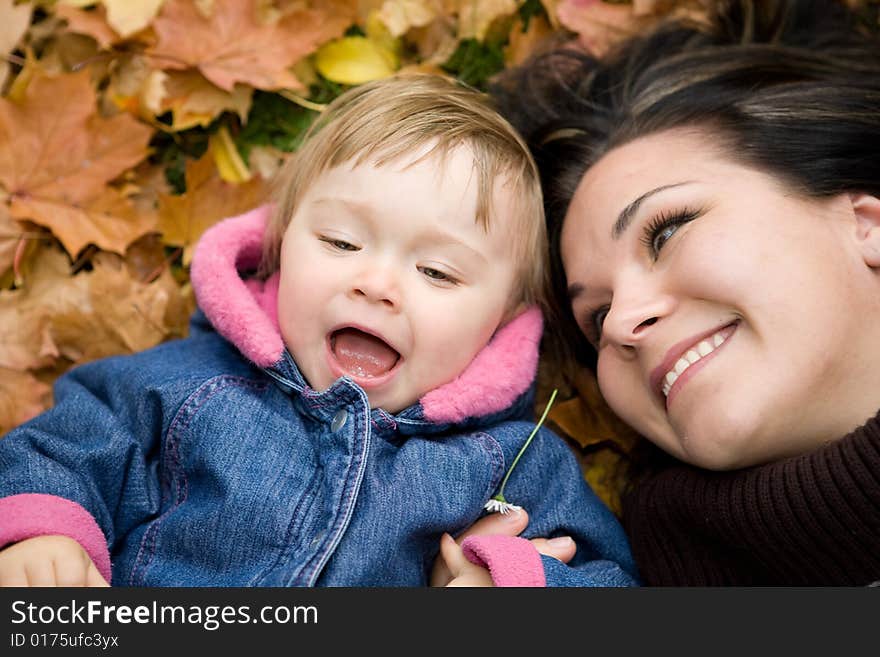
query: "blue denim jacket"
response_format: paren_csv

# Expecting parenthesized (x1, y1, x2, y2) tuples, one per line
(0, 208, 638, 586)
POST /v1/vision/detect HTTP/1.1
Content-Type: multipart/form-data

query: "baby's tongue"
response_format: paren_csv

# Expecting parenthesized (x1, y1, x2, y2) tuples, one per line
(332, 328, 399, 378)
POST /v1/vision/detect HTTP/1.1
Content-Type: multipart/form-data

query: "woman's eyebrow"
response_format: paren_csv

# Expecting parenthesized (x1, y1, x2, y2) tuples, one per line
(611, 182, 694, 239)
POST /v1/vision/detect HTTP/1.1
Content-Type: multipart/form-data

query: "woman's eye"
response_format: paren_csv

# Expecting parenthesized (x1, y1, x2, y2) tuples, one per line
(592, 306, 609, 341)
(651, 223, 679, 253)
(641, 207, 701, 258)
(419, 266, 458, 284)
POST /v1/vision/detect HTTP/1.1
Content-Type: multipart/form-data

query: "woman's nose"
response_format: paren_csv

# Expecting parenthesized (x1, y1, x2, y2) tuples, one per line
(601, 287, 674, 348)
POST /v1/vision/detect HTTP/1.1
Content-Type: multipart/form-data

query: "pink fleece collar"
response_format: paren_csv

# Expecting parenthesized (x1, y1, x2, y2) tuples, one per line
(190, 206, 543, 424)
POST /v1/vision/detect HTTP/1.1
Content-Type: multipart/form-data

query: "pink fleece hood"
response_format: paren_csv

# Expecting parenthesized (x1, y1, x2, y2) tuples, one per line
(189, 205, 543, 424)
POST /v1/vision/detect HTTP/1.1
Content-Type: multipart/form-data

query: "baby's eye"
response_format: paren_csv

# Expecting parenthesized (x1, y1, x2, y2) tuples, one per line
(320, 237, 358, 251)
(419, 266, 458, 285)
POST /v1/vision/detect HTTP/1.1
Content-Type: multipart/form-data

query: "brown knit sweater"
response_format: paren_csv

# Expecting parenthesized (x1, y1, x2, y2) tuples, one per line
(621, 410, 880, 586)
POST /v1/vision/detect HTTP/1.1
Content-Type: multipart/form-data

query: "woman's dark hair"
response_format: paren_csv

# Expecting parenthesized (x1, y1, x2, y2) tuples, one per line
(491, 0, 880, 377)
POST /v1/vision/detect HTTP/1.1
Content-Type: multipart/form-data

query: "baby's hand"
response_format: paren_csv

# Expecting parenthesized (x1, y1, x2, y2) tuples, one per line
(0, 535, 110, 587)
(438, 533, 494, 587)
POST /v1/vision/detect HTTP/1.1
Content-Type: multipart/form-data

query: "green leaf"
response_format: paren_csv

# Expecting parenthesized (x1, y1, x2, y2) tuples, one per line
(235, 91, 318, 160)
(441, 38, 506, 91)
(518, 0, 547, 32)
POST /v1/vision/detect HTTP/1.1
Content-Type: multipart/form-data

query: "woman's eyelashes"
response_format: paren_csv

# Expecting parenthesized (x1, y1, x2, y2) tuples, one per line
(583, 206, 704, 344)
(639, 206, 702, 258)
(585, 306, 609, 345)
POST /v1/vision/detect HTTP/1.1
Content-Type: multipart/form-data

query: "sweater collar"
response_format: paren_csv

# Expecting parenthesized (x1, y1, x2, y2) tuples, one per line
(189, 205, 543, 426)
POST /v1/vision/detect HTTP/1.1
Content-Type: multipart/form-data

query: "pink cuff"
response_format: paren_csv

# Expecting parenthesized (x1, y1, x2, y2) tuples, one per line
(461, 535, 546, 587)
(0, 494, 112, 584)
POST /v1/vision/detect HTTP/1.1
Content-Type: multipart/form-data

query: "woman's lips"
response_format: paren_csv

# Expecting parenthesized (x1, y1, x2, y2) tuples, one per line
(651, 322, 739, 408)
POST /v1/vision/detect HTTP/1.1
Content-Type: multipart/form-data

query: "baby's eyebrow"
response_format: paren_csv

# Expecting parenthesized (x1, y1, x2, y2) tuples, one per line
(312, 197, 371, 216)
(416, 228, 489, 265)
(611, 181, 694, 239)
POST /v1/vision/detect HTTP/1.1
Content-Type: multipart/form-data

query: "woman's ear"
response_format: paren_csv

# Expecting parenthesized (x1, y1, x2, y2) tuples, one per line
(851, 193, 880, 267)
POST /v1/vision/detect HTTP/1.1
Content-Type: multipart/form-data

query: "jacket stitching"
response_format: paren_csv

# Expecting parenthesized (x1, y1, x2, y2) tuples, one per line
(129, 376, 267, 585)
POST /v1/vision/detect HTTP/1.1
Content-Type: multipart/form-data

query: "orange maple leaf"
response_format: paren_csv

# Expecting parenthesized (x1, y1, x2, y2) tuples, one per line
(55, 4, 123, 50)
(158, 154, 271, 264)
(147, 0, 354, 91)
(0, 367, 51, 436)
(0, 69, 155, 256)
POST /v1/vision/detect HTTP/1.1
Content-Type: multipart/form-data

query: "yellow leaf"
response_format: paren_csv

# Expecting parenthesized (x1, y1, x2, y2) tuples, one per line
(103, 0, 166, 37)
(315, 36, 397, 85)
(366, 9, 403, 58)
(210, 126, 251, 183)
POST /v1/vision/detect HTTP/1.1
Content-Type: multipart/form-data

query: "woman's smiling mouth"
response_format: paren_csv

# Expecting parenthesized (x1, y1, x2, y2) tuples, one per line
(651, 322, 739, 406)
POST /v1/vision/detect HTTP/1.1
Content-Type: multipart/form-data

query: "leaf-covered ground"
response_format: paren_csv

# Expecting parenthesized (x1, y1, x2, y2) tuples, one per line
(5, 0, 871, 513)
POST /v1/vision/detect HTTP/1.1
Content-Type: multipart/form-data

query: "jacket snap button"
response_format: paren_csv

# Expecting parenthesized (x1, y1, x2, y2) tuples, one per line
(330, 409, 348, 432)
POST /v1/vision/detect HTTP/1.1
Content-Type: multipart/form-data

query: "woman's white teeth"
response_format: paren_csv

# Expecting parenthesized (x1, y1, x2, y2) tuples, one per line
(661, 331, 729, 397)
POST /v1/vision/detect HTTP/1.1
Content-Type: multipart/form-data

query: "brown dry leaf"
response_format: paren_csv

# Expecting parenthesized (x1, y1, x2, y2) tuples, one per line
(378, 0, 441, 37)
(55, 4, 122, 49)
(48, 251, 185, 362)
(456, 0, 518, 40)
(10, 185, 159, 258)
(0, 0, 32, 89)
(0, 245, 73, 371)
(0, 68, 154, 255)
(158, 154, 271, 264)
(35, 31, 108, 79)
(556, 0, 640, 56)
(545, 366, 640, 453)
(407, 15, 458, 64)
(102, 0, 166, 37)
(124, 233, 169, 283)
(505, 13, 557, 66)
(0, 367, 51, 437)
(103, 54, 167, 118)
(147, 0, 353, 91)
(160, 70, 253, 130)
(0, 243, 188, 374)
(0, 204, 22, 277)
(578, 446, 632, 517)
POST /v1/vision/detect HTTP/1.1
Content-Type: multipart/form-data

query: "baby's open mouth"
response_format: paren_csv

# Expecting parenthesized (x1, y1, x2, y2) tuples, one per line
(329, 328, 400, 378)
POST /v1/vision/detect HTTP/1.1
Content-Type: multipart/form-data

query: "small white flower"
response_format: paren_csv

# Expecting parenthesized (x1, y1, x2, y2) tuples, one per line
(483, 498, 522, 515)
(482, 389, 558, 518)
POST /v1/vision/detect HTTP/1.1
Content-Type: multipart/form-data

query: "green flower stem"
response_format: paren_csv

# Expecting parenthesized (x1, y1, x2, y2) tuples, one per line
(495, 388, 558, 503)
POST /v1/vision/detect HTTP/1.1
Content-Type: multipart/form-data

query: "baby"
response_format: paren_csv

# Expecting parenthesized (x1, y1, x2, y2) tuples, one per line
(0, 75, 637, 586)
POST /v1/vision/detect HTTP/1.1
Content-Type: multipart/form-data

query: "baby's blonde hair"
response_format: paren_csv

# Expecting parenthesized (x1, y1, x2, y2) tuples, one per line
(261, 73, 547, 308)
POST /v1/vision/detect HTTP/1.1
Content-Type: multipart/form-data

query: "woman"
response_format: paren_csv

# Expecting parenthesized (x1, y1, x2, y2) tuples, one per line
(435, 0, 880, 586)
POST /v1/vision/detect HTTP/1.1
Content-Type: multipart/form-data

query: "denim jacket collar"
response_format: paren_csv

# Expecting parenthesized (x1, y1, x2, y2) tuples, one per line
(190, 205, 543, 433)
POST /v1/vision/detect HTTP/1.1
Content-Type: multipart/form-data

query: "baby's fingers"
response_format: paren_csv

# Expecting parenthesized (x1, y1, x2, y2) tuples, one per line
(529, 536, 576, 564)
(24, 560, 59, 586)
(439, 532, 470, 578)
(0, 567, 29, 587)
(85, 561, 110, 587)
